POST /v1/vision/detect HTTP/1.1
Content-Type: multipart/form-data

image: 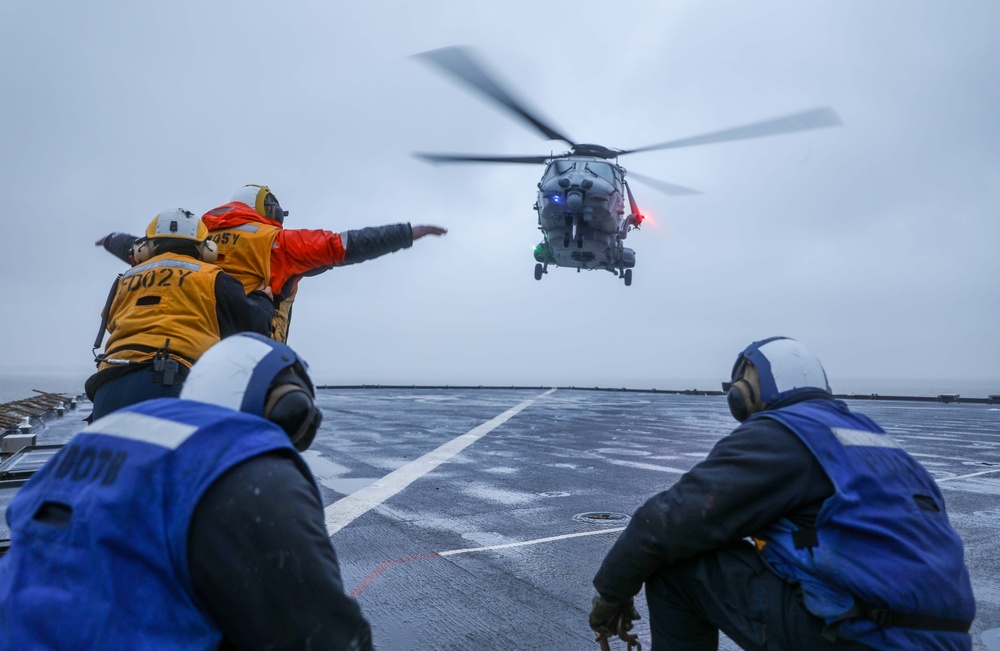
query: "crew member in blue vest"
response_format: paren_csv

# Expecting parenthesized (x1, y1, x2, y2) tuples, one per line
(0, 333, 373, 650)
(588, 336, 975, 651)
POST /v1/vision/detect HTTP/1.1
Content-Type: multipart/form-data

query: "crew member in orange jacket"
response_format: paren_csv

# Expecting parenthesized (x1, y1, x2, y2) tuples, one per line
(98, 184, 447, 342)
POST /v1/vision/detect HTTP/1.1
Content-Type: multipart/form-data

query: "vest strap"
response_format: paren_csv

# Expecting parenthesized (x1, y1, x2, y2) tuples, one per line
(852, 601, 971, 633)
(93, 276, 121, 354)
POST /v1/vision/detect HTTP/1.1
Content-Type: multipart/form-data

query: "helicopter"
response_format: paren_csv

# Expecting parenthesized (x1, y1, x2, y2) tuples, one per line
(412, 46, 843, 286)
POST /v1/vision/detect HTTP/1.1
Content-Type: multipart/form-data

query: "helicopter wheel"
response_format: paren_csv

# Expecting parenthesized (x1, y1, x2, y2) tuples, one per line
(562, 234, 570, 248)
(534, 263, 544, 281)
(623, 269, 632, 287)
(576, 235, 584, 248)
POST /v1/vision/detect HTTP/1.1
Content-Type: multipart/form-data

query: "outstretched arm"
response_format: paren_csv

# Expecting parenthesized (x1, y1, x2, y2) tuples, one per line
(95, 232, 141, 265)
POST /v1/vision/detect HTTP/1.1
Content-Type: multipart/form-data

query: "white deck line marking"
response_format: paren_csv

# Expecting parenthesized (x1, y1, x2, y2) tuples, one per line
(325, 389, 557, 535)
(438, 526, 626, 556)
(938, 468, 1000, 482)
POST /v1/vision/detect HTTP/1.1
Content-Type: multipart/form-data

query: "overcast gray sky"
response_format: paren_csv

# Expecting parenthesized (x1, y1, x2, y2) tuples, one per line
(1, 1, 997, 393)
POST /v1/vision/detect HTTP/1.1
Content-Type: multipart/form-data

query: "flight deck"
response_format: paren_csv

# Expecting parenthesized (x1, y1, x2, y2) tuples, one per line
(4, 388, 999, 650)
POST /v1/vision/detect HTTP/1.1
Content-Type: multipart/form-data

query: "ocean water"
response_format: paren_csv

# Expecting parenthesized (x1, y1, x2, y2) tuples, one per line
(0, 373, 89, 404)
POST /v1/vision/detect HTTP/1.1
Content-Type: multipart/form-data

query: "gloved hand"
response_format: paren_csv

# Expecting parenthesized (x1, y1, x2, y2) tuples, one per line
(589, 593, 640, 638)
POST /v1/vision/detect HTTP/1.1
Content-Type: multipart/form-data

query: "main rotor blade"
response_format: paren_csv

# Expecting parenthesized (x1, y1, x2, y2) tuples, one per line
(412, 46, 576, 146)
(414, 152, 551, 165)
(625, 171, 701, 196)
(619, 107, 843, 155)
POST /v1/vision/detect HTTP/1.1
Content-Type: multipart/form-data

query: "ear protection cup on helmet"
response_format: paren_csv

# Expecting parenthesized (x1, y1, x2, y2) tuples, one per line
(727, 379, 755, 422)
(199, 238, 219, 263)
(132, 238, 153, 264)
(263, 382, 323, 451)
(726, 362, 764, 422)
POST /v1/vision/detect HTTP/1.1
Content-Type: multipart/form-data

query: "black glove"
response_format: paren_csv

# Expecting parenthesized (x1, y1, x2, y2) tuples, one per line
(589, 594, 640, 638)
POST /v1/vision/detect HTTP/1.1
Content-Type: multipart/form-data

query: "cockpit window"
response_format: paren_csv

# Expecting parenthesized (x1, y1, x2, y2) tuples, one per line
(543, 159, 577, 181)
(584, 162, 617, 184)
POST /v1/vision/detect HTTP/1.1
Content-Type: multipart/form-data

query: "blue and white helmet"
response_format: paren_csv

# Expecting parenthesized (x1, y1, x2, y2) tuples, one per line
(180, 333, 322, 450)
(726, 336, 831, 421)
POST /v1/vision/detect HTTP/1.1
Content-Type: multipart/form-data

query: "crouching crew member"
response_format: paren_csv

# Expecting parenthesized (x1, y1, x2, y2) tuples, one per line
(0, 333, 373, 650)
(87, 209, 274, 420)
(589, 336, 975, 651)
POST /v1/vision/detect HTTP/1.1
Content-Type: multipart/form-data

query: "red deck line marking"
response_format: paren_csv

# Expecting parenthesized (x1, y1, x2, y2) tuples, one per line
(349, 553, 441, 598)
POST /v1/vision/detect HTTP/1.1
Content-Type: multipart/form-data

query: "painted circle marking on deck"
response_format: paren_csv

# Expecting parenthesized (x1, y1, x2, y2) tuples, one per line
(325, 388, 557, 535)
(573, 511, 631, 525)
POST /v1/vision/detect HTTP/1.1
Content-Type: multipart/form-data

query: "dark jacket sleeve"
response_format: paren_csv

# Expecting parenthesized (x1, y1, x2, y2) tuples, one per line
(213, 272, 274, 337)
(189, 453, 374, 651)
(269, 224, 414, 301)
(339, 223, 413, 267)
(101, 232, 142, 265)
(592, 415, 834, 604)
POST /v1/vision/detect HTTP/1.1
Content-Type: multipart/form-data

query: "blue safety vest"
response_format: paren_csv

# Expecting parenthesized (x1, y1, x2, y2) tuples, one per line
(0, 398, 309, 650)
(755, 400, 975, 650)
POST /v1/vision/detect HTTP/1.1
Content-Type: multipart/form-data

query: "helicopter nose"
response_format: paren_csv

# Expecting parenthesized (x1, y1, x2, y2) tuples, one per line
(566, 190, 584, 211)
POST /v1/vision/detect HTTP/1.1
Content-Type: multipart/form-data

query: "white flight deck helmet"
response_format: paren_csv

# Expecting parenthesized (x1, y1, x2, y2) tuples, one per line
(231, 184, 289, 224)
(723, 336, 831, 422)
(131, 209, 218, 264)
(180, 333, 323, 450)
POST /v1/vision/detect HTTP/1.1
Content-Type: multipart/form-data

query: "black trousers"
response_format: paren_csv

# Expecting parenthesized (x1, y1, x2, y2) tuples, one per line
(644, 541, 874, 651)
(90, 364, 187, 421)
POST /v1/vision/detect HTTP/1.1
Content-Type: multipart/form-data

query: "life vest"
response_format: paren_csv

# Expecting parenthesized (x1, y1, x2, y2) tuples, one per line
(100, 252, 222, 370)
(203, 202, 281, 295)
(0, 398, 311, 650)
(754, 400, 975, 650)
(271, 287, 297, 343)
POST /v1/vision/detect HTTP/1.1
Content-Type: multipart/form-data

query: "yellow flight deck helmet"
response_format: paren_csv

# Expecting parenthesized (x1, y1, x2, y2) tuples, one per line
(231, 184, 288, 224)
(133, 208, 218, 264)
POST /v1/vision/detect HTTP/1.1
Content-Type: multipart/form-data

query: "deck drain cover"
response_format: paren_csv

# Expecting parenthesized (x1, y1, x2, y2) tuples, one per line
(574, 511, 630, 525)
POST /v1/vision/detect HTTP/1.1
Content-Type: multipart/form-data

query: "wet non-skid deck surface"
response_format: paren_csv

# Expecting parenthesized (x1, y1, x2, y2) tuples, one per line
(297, 389, 1000, 651)
(18, 390, 1000, 650)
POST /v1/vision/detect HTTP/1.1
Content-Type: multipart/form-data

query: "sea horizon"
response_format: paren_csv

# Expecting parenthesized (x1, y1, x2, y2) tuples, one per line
(1, 372, 998, 405)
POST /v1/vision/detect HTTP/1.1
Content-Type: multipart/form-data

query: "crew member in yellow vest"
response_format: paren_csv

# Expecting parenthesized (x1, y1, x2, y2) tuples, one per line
(97, 185, 447, 343)
(87, 209, 274, 420)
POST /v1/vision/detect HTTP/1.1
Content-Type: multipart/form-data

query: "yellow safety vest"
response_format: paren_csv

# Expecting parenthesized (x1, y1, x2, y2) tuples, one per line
(100, 253, 222, 370)
(208, 221, 280, 294)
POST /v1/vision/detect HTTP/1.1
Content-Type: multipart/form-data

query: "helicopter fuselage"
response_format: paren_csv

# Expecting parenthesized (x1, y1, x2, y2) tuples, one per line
(532, 157, 636, 277)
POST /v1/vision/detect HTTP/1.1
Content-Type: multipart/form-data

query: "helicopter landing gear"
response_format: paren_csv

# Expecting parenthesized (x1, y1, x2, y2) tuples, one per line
(534, 263, 544, 281)
(576, 233, 584, 248)
(562, 233, 570, 248)
(623, 268, 632, 287)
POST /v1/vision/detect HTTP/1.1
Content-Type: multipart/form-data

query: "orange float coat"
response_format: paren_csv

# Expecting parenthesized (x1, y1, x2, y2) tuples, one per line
(202, 201, 413, 343)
